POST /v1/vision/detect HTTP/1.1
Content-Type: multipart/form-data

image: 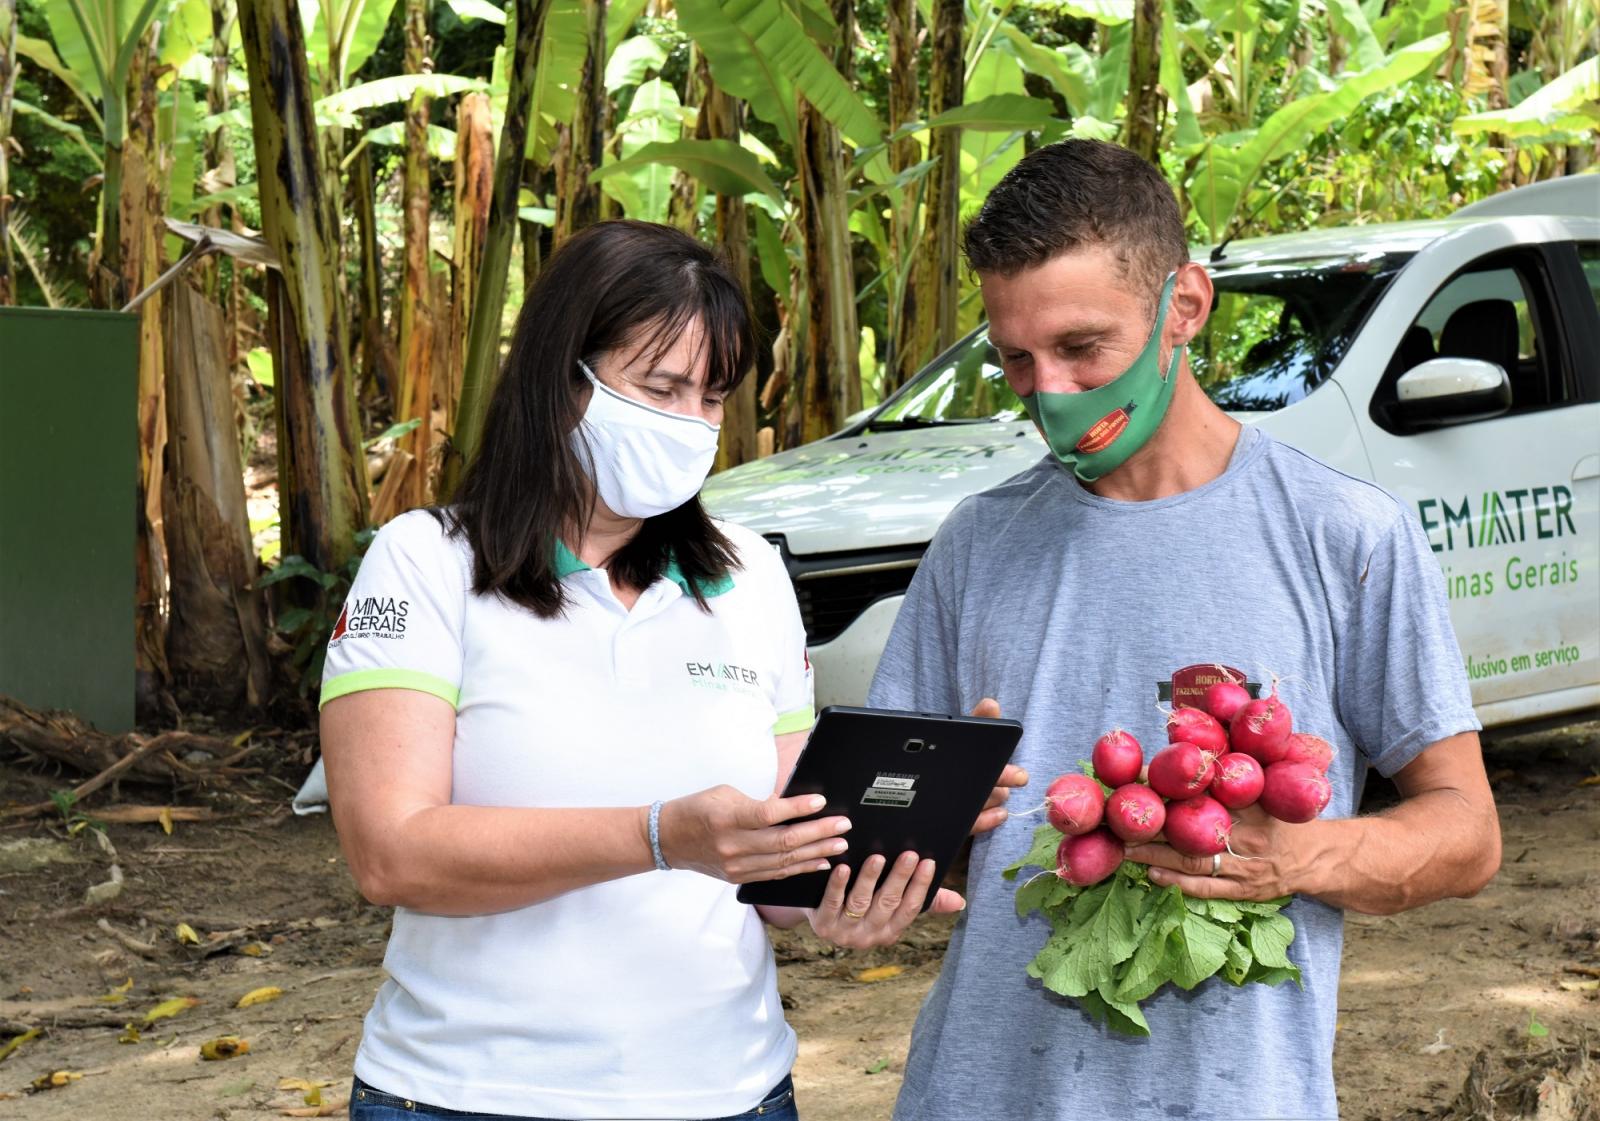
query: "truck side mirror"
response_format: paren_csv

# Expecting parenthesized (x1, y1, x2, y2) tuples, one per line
(1392, 357, 1512, 430)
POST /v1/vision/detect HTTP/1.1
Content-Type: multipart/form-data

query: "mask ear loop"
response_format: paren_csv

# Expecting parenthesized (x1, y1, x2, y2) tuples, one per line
(1148, 271, 1183, 388)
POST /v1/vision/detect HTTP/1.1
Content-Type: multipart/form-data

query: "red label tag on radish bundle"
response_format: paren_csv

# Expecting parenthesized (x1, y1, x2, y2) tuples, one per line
(1075, 402, 1135, 454)
(1160, 664, 1257, 707)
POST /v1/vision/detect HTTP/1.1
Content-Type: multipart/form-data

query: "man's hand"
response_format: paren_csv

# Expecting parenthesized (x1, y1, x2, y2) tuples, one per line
(969, 697, 1028, 835)
(1123, 733, 1500, 915)
(1124, 803, 1301, 901)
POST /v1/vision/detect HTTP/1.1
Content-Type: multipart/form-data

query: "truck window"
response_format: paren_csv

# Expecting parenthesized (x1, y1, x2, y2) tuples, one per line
(1376, 249, 1574, 424)
(1580, 243, 1600, 316)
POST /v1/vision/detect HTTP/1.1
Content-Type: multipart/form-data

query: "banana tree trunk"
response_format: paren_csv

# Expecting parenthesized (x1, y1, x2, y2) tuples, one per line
(910, 0, 962, 370)
(123, 31, 173, 704)
(698, 55, 755, 471)
(398, 0, 435, 510)
(353, 143, 394, 404)
(796, 0, 861, 445)
(554, 0, 605, 248)
(441, 0, 554, 498)
(0, 0, 16, 306)
(163, 281, 272, 709)
(884, 0, 920, 390)
(667, 49, 706, 232)
(199, 0, 238, 297)
(239, 0, 368, 575)
(447, 91, 494, 439)
(1126, 0, 1161, 163)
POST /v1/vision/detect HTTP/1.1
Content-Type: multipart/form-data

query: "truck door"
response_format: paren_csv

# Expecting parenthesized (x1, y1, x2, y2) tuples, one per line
(1361, 242, 1600, 724)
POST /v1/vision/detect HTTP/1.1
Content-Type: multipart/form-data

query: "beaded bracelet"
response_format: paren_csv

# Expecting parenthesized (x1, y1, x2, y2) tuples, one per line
(648, 800, 670, 872)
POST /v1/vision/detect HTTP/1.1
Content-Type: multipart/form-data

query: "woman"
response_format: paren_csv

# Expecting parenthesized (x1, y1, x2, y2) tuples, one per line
(320, 221, 968, 1121)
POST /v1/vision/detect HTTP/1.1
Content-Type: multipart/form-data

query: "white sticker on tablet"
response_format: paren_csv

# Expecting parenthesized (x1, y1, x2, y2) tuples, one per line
(862, 772, 918, 807)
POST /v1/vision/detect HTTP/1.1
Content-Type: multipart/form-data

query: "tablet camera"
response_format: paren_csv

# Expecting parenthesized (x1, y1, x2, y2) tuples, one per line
(904, 738, 926, 753)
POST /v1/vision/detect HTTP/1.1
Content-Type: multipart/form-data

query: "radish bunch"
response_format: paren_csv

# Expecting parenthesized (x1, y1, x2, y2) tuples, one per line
(1037, 682, 1334, 888)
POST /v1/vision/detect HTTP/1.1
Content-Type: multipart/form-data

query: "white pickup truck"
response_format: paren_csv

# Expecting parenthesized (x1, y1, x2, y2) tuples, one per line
(703, 178, 1600, 730)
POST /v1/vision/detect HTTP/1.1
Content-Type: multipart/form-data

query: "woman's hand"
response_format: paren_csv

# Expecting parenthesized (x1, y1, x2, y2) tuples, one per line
(657, 786, 852, 883)
(805, 853, 964, 950)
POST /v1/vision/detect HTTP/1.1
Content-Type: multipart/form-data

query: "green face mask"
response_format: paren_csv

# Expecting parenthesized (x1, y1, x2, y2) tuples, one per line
(1020, 273, 1185, 482)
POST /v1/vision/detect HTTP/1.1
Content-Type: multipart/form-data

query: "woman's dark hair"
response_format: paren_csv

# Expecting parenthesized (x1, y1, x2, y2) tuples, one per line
(444, 220, 754, 617)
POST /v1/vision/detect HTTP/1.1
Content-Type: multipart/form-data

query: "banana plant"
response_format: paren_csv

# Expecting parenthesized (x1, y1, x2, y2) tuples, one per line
(43, 0, 176, 301)
(1186, 32, 1451, 242)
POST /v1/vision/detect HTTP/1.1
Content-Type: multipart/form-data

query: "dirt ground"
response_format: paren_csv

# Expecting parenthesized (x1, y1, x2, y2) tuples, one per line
(1, 721, 1596, 1120)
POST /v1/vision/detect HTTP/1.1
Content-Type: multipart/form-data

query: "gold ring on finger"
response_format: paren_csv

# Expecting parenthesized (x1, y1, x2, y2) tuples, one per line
(843, 908, 867, 920)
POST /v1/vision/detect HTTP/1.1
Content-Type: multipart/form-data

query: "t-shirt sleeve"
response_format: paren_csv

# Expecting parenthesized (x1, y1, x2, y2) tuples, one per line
(1335, 505, 1481, 777)
(761, 551, 816, 736)
(867, 519, 963, 716)
(319, 511, 466, 710)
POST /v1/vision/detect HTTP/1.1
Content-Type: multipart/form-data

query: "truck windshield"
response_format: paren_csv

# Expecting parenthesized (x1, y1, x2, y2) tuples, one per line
(867, 253, 1409, 428)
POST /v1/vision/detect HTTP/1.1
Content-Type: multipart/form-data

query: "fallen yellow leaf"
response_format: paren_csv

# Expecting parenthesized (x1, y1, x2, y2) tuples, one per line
(175, 923, 201, 946)
(304, 1086, 323, 1107)
(1578, 775, 1600, 787)
(1558, 979, 1599, 992)
(98, 977, 135, 1003)
(200, 1036, 250, 1061)
(277, 1078, 334, 1092)
(0, 1029, 40, 1063)
(238, 942, 270, 957)
(237, 986, 284, 1009)
(118, 1023, 141, 1044)
(158, 807, 174, 835)
(855, 965, 904, 983)
(28, 1070, 82, 1091)
(231, 727, 255, 748)
(143, 996, 200, 1023)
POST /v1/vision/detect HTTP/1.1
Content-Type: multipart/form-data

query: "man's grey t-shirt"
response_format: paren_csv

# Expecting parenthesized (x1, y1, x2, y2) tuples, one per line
(868, 426, 1480, 1121)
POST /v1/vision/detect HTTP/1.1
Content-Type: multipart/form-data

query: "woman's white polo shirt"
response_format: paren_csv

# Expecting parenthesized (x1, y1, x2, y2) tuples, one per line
(321, 509, 814, 1118)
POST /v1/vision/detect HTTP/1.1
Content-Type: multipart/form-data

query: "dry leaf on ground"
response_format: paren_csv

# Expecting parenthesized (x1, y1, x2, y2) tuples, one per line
(854, 965, 903, 983)
(143, 996, 199, 1023)
(200, 1036, 250, 1061)
(237, 986, 285, 1008)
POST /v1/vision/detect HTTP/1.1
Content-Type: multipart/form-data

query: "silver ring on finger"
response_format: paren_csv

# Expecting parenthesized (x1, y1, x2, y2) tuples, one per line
(1210, 853, 1223, 876)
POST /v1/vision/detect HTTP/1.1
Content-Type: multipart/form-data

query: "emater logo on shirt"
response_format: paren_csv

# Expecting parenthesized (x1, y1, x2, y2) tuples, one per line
(328, 597, 410, 644)
(685, 660, 761, 695)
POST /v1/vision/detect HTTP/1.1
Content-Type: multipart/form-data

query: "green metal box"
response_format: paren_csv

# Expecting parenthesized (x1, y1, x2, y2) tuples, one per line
(0, 307, 138, 732)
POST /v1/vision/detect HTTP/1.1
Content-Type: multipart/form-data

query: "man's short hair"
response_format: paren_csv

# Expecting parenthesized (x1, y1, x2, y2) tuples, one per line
(963, 140, 1189, 304)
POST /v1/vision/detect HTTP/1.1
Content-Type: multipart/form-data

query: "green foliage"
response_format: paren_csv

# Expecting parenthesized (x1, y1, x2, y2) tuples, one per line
(1002, 822, 1302, 1036)
(255, 527, 380, 695)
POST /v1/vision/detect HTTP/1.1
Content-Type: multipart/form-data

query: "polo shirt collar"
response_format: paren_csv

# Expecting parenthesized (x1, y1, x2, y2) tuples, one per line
(554, 540, 733, 599)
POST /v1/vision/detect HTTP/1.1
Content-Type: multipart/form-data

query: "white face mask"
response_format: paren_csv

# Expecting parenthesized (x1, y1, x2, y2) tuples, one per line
(572, 360, 721, 519)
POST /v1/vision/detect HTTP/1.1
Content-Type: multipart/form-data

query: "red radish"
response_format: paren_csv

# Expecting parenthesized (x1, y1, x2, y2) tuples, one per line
(1259, 762, 1332, 823)
(1209, 753, 1265, 809)
(1230, 693, 1293, 763)
(1045, 774, 1106, 836)
(1055, 828, 1126, 887)
(1147, 741, 1216, 800)
(1282, 732, 1334, 773)
(1166, 707, 1228, 759)
(1092, 729, 1144, 788)
(1204, 679, 1252, 724)
(1105, 783, 1167, 844)
(1162, 795, 1234, 857)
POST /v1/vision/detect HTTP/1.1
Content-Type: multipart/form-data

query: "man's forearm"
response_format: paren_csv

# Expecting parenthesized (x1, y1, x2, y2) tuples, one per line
(1300, 787, 1501, 915)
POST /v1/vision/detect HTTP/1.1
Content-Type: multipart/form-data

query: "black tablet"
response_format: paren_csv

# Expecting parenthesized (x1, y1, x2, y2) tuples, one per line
(736, 705, 1023, 912)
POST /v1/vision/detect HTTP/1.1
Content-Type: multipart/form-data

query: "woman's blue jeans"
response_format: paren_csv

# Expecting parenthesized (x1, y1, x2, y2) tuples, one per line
(348, 1074, 800, 1121)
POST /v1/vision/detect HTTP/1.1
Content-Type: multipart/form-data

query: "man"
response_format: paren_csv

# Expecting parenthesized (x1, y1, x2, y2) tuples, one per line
(867, 139, 1501, 1121)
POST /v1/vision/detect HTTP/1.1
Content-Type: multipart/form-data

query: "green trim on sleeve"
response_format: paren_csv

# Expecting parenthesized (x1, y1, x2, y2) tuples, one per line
(772, 706, 816, 736)
(319, 668, 461, 711)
